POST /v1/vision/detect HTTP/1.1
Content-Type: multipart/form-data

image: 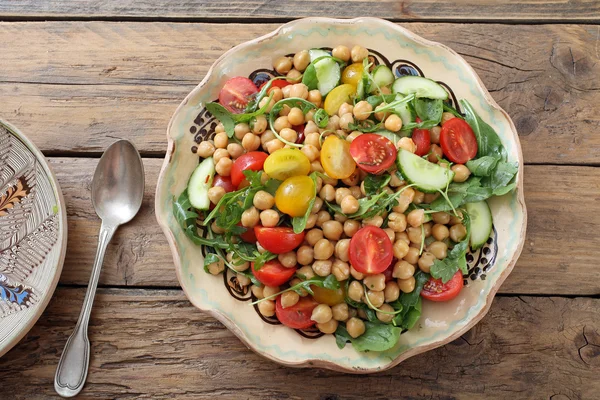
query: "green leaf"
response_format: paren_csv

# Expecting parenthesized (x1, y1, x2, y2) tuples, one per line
(482, 161, 518, 190)
(322, 274, 340, 290)
(205, 102, 236, 138)
(442, 102, 464, 118)
(401, 297, 422, 330)
(414, 98, 443, 125)
(302, 63, 318, 90)
(326, 191, 388, 219)
(390, 271, 429, 329)
(461, 99, 507, 160)
(334, 324, 353, 349)
(347, 120, 383, 133)
(430, 211, 471, 283)
(365, 94, 398, 109)
(292, 172, 318, 233)
(466, 156, 500, 177)
(492, 181, 516, 196)
(363, 173, 391, 196)
(173, 191, 198, 228)
(430, 258, 460, 283)
(313, 108, 329, 128)
(400, 119, 438, 132)
(351, 322, 402, 352)
(203, 253, 221, 273)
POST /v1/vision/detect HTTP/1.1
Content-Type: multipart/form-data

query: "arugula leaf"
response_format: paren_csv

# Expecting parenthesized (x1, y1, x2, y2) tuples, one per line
(400, 119, 438, 132)
(414, 98, 443, 125)
(292, 172, 318, 233)
(313, 108, 329, 128)
(466, 156, 500, 177)
(347, 120, 383, 133)
(430, 211, 471, 282)
(461, 100, 507, 160)
(252, 274, 340, 304)
(351, 322, 402, 352)
(363, 174, 391, 196)
(365, 93, 398, 109)
(232, 241, 276, 269)
(390, 271, 429, 329)
(203, 253, 221, 273)
(246, 77, 288, 113)
(173, 191, 199, 228)
(205, 102, 236, 138)
(326, 191, 388, 218)
(442, 102, 464, 118)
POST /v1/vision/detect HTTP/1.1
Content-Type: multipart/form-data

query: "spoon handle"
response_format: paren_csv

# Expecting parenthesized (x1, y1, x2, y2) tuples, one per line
(55, 222, 117, 398)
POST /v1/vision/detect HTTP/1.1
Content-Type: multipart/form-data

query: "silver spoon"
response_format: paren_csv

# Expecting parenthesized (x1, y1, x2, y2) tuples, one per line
(54, 140, 144, 398)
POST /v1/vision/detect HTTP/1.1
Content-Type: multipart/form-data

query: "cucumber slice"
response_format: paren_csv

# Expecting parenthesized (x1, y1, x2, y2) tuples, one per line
(392, 93, 416, 126)
(309, 48, 330, 62)
(465, 201, 493, 250)
(373, 130, 403, 144)
(392, 76, 448, 100)
(396, 149, 454, 193)
(314, 58, 341, 96)
(371, 65, 395, 89)
(188, 157, 215, 210)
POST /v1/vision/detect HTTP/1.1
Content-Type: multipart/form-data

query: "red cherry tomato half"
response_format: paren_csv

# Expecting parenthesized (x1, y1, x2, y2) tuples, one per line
(254, 226, 305, 254)
(259, 79, 291, 90)
(238, 223, 258, 243)
(420, 271, 464, 302)
(230, 151, 269, 187)
(440, 118, 478, 164)
(251, 259, 297, 287)
(219, 76, 258, 114)
(349, 226, 393, 275)
(275, 296, 318, 329)
(212, 174, 236, 193)
(349, 133, 397, 175)
(412, 128, 431, 156)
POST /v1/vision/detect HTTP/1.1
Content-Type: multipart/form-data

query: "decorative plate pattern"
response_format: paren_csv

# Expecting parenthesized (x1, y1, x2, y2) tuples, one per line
(0, 119, 67, 358)
(155, 17, 527, 373)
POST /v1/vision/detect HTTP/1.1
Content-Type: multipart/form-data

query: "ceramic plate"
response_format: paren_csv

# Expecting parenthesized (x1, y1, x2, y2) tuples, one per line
(0, 119, 67, 358)
(156, 17, 527, 372)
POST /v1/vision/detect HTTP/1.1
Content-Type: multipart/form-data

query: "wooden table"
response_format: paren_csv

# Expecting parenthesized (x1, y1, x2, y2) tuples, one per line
(1, 2, 599, 398)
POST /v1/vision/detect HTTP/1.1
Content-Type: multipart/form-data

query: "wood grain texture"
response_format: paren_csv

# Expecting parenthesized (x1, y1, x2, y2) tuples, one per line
(1, 288, 598, 399)
(50, 158, 600, 295)
(0, 0, 599, 22)
(1, 22, 599, 164)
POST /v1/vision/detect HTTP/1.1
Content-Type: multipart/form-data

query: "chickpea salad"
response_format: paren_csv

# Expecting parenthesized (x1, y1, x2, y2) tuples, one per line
(174, 45, 518, 352)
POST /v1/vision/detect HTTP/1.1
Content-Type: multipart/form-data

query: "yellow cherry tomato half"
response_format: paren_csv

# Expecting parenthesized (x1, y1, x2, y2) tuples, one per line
(275, 175, 315, 217)
(323, 83, 356, 116)
(320, 135, 356, 179)
(311, 284, 346, 306)
(341, 62, 364, 87)
(263, 148, 311, 181)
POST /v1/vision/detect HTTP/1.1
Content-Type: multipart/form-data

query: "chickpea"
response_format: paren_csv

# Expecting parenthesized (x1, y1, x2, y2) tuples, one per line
(407, 226, 423, 245)
(311, 304, 333, 324)
(336, 104, 352, 119)
(279, 291, 300, 309)
(265, 139, 285, 154)
(342, 170, 360, 187)
(251, 284, 264, 299)
(334, 239, 350, 263)
(326, 115, 341, 131)
(305, 90, 322, 108)
(450, 210, 464, 225)
(321, 175, 338, 186)
(398, 276, 416, 293)
(393, 239, 410, 260)
(397, 137, 417, 153)
(334, 187, 351, 205)
(276, 251, 296, 268)
(441, 112, 455, 126)
(337, 195, 359, 215)
(431, 224, 449, 241)
(427, 143, 443, 163)
(289, 83, 309, 99)
(339, 113, 354, 131)
(432, 212, 451, 225)
(260, 130, 276, 146)
(319, 184, 336, 202)
(207, 186, 226, 205)
(196, 141, 215, 158)
(346, 317, 366, 338)
(206, 258, 224, 275)
(393, 260, 415, 280)
(212, 148, 229, 165)
(306, 229, 324, 246)
(234, 122, 250, 140)
(384, 281, 400, 302)
(353, 100, 373, 121)
(407, 209, 425, 228)
(242, 133, 261, 151)
(258, 299, 276, 317)
(384, 114, 403, 132)
(450, 223, 467, 243)
(310, 160, 324, 173)
(349, 185, 362, 199)
(286, 68, 302, 82)
(332, 259, 350, 281)
(403, 247, 420, 265)
(213, 132, 229, 149)
(294, 246, 313, 266)
(289, 278, 308, 296)
(314, 238, 334, 260)
(376, 304, 395, 323)
(396, 231, 410, 245)
(386, 212, 406, 233)
(322, 220, 343, 241)
(366, 290, 385, 308)
(424, 193, 439, 204)
(259, 209, 279, 227)
(348, 280, 364, 302)
(382, 228, 395, 243)
(273, 116, 291, 133)
(291, 49, 310, 71)
(427, 241, 447, 260)
(332, 302, 349, 321)
(413, 190, 425, 204)
(313, 260, 333, 277)
(253, 190, 275, 211)
(215, 122, 225, 133)
(305, 213, 318, 229)
(262, 285, 280, 299)
(316, 210, 332, 227)
(251, 115, 267, 134)
(343, 219, 360, 237)
(332, 45, 351, 62)
(393, 187, 415, 213)
(373, 103, 389, 121)
(350, 45, 369, 62)
(311, 197, 323, 214)
(283, 107, 303, 126)
(418, 251, 436, 273)
(280, 127, 298, 143)
(317, 318, 339, 334)
(295, 266, 315, 282)
(363, 274, 386, 291)
(274, 56, 293, 74)
(241, 206, 260, 228)
(211, 221, 225, 234)
(452, 164, 471, 183)
(226, 143, 243, 159)
(430, 126, 442, 144)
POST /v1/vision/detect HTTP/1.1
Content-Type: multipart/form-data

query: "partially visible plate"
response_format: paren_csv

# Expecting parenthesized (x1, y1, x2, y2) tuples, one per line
(0, 119, 67, 358)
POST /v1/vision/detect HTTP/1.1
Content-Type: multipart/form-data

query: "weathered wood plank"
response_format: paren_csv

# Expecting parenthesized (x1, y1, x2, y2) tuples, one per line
(0, 0, 599, 22)
(1, 288, 598, 399)
(0, 22, 599, 164)
(51, 158, 600, 295)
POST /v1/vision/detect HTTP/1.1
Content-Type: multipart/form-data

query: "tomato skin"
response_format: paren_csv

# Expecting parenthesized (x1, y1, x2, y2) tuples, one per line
(341, 63, 364, 87)
(254, 226, 305, 254)
(412, 128, 431, 156)
(230, 151, 269, 187)
(323, 83, 356, 116)
(440, 118, 478, 164)
(320, 135, 356, 179)
(238, 223, 257, 243)
(275, 296, 318, 329)
(275, 175, 315, 217)
(251, 259, 297, 287)
(259, 79, 291, 90)
(349, 226, 394, 275)
(349, 133, 397, 175)
(212, 175, 236, 193)
(421, 271, 464, 302)
(219, 77, 258, 114)
(264, 148, 311, 181)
